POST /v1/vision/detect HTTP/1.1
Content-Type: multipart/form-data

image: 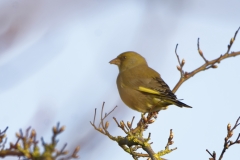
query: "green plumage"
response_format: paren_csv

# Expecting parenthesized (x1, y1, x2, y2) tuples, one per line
(110, 51, 191, 113)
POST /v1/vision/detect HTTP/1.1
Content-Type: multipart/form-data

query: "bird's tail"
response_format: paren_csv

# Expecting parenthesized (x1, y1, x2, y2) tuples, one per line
(174, 99, 192, 108)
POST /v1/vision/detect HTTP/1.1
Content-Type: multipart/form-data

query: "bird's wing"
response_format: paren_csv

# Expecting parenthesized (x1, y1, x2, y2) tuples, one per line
(120, 64, 177, 100)
(138, 77, 177, 99)
(132, 66, 177, 100)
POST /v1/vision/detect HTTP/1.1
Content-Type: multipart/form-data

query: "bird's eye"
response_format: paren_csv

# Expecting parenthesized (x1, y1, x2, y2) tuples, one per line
(121, 56, 127, 60)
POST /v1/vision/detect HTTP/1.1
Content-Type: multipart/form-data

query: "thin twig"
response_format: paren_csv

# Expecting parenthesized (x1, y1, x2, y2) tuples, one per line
(93, 108, 97, 125)
(175, 44, 184, 77)
(227, 27, 240, 54)
(197, 38, 208, 62)
(130, 116, 135, 129)
(218, 116, 240, 160)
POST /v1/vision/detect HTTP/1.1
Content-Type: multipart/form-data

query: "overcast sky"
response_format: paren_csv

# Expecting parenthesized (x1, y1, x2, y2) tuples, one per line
(0, 0, 240, 160)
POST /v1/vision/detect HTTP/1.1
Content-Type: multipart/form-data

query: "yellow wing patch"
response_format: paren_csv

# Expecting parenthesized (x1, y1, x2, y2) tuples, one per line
(138, 86, 160, 95)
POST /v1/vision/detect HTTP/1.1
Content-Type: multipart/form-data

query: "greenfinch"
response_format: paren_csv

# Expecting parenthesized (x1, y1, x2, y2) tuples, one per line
(110, 51, 191, 113)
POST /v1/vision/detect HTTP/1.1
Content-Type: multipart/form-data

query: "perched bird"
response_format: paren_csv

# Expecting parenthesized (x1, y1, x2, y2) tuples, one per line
(109, 51, 192, 113)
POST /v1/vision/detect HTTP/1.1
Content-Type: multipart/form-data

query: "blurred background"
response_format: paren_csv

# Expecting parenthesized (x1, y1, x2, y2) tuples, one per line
(0, 0, 240, 159)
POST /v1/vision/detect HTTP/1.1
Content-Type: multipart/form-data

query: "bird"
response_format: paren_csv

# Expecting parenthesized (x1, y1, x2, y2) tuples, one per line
(109, 51, 192, 113)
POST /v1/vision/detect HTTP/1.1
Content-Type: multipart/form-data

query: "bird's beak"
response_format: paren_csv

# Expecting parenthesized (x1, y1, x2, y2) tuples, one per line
(109, 57, 121, 65)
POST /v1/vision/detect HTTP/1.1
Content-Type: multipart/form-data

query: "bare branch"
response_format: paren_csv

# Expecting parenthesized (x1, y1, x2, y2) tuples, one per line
(0, 125, 79, 159)
(90, 104, 173, 160)
(172, 27, 240, 93)
(206, 116, 240, 160)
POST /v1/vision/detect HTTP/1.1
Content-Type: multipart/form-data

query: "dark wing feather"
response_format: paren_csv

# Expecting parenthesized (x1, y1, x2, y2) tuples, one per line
(148, 76, 177, 99)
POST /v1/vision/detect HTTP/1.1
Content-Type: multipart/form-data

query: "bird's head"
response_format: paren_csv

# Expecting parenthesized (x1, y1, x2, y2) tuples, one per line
(109, 51, 147, 72)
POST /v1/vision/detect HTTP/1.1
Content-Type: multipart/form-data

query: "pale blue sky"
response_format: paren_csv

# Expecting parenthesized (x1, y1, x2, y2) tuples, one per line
(0, 0, 240, 160)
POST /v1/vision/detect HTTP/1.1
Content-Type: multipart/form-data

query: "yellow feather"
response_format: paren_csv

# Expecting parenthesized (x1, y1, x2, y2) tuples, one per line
(153, 97, 161, 103)
(138, 86, 160, 95)
(146, 103, 153, 108)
